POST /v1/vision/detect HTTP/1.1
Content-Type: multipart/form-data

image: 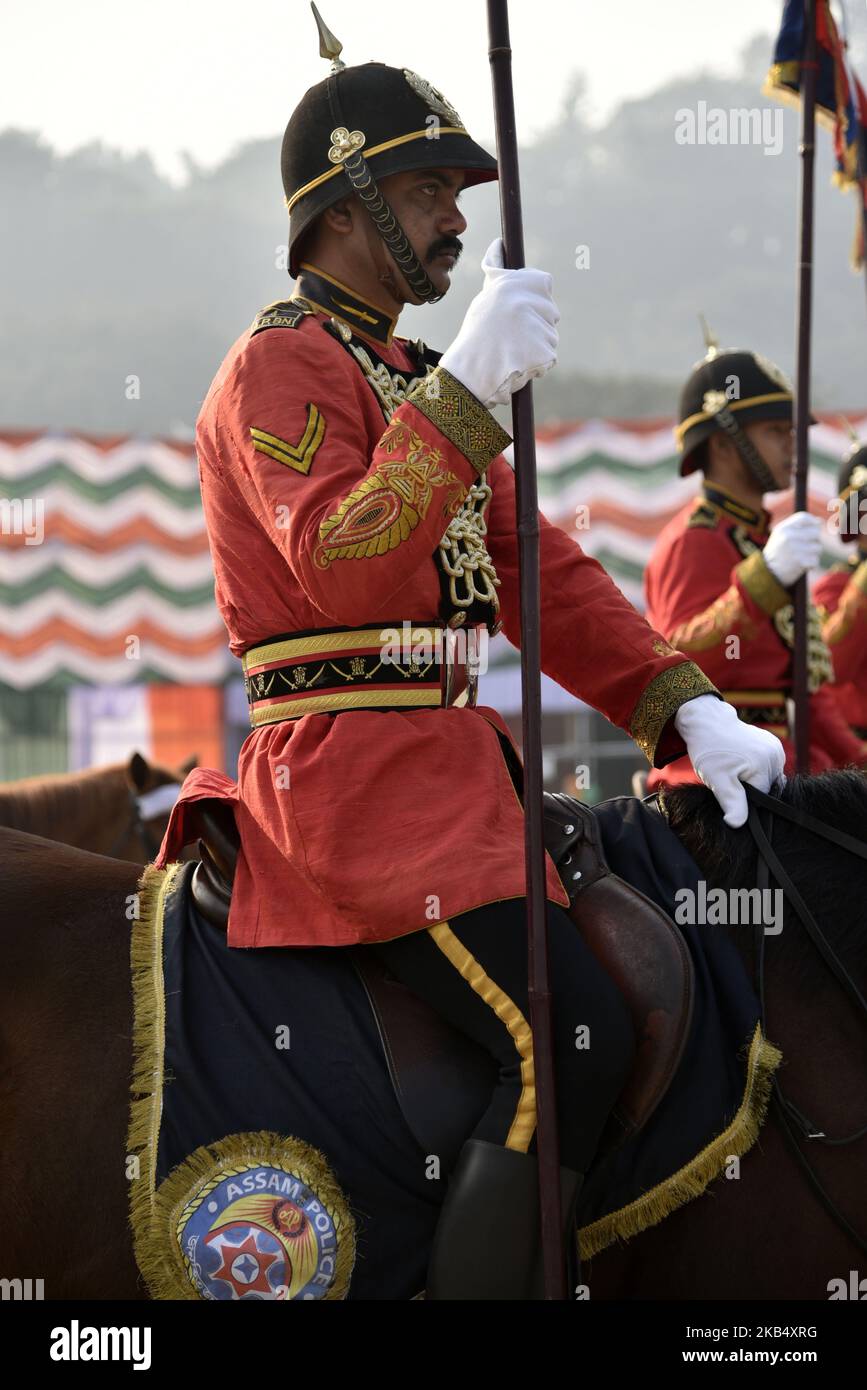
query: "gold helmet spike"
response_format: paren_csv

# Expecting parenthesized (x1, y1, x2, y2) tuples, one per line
(698, 312, 719, 361)
(311, 2, 346, 71)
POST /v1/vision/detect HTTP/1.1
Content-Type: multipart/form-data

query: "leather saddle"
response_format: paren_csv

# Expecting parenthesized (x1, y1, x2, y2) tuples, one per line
(188, 792, 693, 1172)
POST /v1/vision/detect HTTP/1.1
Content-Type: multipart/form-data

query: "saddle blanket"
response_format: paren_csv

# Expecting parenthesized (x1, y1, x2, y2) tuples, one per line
(128, 795, 782, 1299)
(128, 859, 445, 1301)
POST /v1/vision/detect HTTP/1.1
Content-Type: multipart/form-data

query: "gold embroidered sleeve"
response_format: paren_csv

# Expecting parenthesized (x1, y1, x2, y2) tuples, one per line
(668, 585, 756, 651)
(735, 550, 790, 615)
(629, 662, 718, 763)
(314, 420, 465, 568)
(405, 367, 511, 478)
(823, 564, 867, 647)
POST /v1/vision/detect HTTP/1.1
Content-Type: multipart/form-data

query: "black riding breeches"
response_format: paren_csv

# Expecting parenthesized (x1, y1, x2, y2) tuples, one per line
(366, 898, 636, 1174)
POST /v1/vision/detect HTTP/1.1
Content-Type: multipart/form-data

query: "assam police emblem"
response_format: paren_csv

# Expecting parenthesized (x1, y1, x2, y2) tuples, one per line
(140, 1132, 355, 1301)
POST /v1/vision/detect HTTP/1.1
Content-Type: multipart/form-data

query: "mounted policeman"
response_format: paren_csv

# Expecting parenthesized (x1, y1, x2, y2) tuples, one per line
(164, 4, 788, 1298)
(644, 328, 867, 792)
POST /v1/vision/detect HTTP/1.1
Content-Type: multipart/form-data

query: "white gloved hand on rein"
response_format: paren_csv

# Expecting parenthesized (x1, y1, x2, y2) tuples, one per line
(762, 511, 823, 588)
(438, 237, 559, 408)
(673, 694, 786, 829)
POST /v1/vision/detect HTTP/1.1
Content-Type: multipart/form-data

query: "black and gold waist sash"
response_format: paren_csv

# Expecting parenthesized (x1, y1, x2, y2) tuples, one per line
(242, 621, 482, 728)
(720, 689, 788, 737)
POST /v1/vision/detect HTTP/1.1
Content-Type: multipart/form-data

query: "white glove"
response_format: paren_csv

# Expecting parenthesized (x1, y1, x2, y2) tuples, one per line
(438, 237, 559, 408)
(673, 694, 785, 829)
(762, 511, 823, 587)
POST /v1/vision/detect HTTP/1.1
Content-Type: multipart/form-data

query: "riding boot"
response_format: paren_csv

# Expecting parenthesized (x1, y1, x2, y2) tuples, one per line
(425, 1137, 584, 1300)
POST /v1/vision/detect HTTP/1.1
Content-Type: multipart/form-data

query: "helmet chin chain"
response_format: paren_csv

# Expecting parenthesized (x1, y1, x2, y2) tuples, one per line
(713, 402, 779, 494)
(340, 147, 443, 303)
(356, 200, 415, 306)
(325, 72, 443, 305)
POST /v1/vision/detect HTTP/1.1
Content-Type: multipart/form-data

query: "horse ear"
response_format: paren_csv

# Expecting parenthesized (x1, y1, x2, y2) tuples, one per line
(127, 751, 150, 790)
(180, 752, 199, 775)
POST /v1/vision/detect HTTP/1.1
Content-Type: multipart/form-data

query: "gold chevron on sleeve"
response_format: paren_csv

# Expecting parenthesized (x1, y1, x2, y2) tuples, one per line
(250, 405, 326, 475)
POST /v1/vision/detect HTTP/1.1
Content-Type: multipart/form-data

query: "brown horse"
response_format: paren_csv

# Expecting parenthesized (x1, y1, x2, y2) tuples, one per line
(0, 772, 864, 1300)
(0, 751, 198, 863)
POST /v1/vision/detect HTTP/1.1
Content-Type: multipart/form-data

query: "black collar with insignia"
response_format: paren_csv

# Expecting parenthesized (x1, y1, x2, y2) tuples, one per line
(701, 481, 768, 532)
(295, 263, 398, 347)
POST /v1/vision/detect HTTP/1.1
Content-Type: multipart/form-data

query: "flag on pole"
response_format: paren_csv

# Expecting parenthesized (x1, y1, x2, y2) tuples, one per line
(844, 66, 867, 269)
(765, 0, 867, 271)
(765, 0, 859, 183)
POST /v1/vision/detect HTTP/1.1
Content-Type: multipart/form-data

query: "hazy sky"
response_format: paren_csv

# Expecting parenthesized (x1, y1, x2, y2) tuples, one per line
(1, 0, 837, 183)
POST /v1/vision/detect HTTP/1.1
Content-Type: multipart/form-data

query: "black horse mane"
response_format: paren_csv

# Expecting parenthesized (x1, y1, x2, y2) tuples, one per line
(662, 769, 867, 990)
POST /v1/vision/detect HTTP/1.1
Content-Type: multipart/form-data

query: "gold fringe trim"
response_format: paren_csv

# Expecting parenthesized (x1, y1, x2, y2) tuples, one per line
(128, 860, 181, 1284)
(763, 67, 842, 140)
(577, 1023, 783, 1261)
(127, 862, 355, 1300)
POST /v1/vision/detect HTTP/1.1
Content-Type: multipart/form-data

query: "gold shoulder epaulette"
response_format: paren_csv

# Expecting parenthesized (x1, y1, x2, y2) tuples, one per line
(686, 501, 719, 530)
(250, 297, 316, 337)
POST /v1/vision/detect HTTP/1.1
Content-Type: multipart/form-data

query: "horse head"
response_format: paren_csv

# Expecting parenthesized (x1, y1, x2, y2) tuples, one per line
(117, 749, 199, 862)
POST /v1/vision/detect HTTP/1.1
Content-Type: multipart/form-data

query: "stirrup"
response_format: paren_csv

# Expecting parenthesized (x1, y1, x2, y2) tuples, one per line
(425, 1138, 583, 1300)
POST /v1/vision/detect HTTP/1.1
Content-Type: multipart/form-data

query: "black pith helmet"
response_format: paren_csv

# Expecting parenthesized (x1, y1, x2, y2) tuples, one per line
(282, 32, 498, 281)
(675, 347, 797, 476)
(837, 439, 867, 499)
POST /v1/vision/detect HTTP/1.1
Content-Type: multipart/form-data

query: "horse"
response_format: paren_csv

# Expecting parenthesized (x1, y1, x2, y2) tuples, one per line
(0, 751, 198, 863)
(0, 771, 864, 1300)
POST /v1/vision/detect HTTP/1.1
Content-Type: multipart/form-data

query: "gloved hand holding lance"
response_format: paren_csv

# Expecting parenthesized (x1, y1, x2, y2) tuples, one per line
(486, 0, 566, 1300)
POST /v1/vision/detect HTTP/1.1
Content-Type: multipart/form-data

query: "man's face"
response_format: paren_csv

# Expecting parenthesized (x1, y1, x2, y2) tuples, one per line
(742, 418, 794, 491)
(374, 167, 468, 299)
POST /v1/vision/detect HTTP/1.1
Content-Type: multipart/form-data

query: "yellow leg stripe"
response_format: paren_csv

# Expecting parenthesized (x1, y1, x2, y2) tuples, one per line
(427, 920, 536, 1152)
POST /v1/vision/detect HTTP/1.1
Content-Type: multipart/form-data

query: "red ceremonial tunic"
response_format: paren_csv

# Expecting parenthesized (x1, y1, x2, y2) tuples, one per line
(814, 556, 867, 734)
(155, 281, 714, 948)
(643, 481, 867, 791)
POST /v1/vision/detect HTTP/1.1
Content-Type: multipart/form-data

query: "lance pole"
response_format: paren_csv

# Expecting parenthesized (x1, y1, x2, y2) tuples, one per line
(486, 0, 566, 1300)
(792, 0, 818, 773)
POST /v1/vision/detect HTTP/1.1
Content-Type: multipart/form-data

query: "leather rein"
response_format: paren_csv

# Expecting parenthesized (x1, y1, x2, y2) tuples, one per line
(744, 783, 867, 1255)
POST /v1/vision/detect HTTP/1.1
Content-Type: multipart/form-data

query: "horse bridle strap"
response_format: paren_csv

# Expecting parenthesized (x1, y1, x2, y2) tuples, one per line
(746, 782, 867, 861)
(746, 790, 867, 1021)
(744, 783, 867, 1256)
